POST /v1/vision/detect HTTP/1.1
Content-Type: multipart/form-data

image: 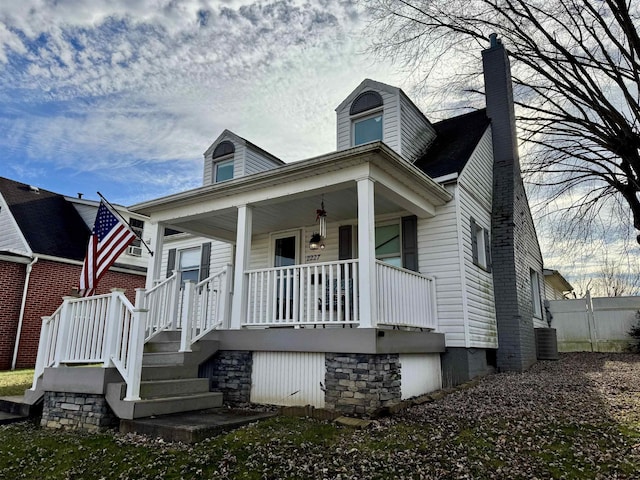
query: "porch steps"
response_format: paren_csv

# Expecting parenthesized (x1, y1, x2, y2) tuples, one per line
(0, 395, 42, 424)
(120, 408, 277, 443)
(105, 333, 222, 420)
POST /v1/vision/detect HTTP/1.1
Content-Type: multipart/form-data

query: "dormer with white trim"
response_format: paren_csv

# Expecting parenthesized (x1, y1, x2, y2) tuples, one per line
(335, 79, 437, 163)
(202, 129, 284, 187)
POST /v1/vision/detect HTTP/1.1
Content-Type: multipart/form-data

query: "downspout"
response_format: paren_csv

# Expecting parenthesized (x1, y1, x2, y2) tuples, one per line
(11, 256, 38, 370)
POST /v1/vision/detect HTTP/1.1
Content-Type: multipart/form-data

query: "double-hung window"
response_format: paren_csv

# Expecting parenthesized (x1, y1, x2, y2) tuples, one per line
(375, 223, 401, 267)
(353, 113, 383, 146)
(211, 140, 235, 183)
(350, 90, 384, 146)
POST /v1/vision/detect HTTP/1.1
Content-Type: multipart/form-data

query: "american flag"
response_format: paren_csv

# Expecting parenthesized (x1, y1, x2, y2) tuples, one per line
(79, 201, 137, 297)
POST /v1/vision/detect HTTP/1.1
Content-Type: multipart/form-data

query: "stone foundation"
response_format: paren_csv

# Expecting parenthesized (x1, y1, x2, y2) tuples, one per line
(41, 392, 118, 432)
(324, 353, 401, 415)
(199, 350, 252, 405)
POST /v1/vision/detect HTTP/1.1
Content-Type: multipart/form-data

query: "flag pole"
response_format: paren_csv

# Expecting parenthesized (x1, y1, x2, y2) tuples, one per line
(96, 191, 154, 257)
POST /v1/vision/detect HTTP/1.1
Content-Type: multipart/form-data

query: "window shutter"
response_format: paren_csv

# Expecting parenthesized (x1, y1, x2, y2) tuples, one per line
(199, 242, 211, 281)
(166, 248, 176, 278)
(484, 228, 492, 272)
(470, 218, 479, 265)
(338, 225, 353, 260)
(402, 215, 419, 272)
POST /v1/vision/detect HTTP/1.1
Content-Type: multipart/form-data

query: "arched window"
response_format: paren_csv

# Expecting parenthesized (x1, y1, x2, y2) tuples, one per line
(350, 91, 384, 146)
(212, 141, 235, 183)
(350, 91, 383, 115)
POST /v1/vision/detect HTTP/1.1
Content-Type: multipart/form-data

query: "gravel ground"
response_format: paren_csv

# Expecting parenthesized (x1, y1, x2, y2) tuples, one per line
(215, 352, 640, 479)
(2, 352, 639, 479)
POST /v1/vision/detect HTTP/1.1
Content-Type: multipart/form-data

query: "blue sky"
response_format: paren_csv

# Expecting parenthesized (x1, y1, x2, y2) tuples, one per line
(0, 0, 416, 206)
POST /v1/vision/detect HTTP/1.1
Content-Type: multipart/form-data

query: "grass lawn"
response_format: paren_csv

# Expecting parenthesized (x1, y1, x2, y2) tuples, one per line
(0, 369, 34, 396)
(0, 354, 638, 479)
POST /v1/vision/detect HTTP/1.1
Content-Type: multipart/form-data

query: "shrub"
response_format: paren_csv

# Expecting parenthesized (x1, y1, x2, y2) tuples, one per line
(628, 311, 640, 353)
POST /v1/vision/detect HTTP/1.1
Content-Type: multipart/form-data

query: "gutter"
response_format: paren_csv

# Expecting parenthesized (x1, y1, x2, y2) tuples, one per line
(11, 256, 38, 371)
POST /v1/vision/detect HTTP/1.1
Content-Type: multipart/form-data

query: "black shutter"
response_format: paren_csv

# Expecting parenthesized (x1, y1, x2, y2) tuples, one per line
(401, 215, 419, 272)
(470, 218, 479, 265)
(338, 225, 353, 260)
(484, 228, 492, 272)
(166, 248, 176, 278)
(199, 242, 211, 281)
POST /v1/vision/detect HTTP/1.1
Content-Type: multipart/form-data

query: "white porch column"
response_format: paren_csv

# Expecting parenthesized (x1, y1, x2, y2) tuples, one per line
(145, 221, 165, 290)
(230, 204, 253, 329)
(357, 177, 377, 328)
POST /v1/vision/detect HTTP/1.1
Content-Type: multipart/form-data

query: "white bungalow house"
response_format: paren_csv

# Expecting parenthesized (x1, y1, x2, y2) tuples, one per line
(28, 36, 550, 427)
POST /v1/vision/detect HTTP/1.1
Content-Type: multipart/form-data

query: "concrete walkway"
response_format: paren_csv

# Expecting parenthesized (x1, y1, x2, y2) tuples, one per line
(119, 408, 277, 443)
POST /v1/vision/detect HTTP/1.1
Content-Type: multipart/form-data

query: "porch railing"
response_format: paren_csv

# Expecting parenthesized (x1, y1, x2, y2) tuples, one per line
(144, 271, 180, 340)
(376, 261, 437, 330)
(245, 259, 359, 327)
(29, 289, 148, 401)
(178, 264, 233, 350)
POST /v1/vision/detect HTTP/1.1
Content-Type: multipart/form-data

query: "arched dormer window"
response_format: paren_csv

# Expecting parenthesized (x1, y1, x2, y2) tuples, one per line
(350, 90, 383, 146)
(212, 141, 235, 183)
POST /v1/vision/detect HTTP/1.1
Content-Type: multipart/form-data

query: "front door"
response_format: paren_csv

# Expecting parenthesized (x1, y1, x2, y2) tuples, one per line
(272, 231, 300, 320)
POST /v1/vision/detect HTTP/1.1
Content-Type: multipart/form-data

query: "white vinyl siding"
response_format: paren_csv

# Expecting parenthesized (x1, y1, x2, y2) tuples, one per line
(336, 88, 399, 153)
(244, 148, 281, 176)
(399, 354, 442, 399)
(162, 235, 232, 279)
(203, 135, 280, 186)
(399, 94, 437, 163)
(458, 128, 498, 349)
(251, 352, 325, 407)
(0, 193, 30, 254)
(418, 189, 465, 347)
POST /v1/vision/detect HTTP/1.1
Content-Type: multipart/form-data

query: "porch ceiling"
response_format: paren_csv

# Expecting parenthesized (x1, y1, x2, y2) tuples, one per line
(132, 143, 452, 242)
(162, 185, 404, 241)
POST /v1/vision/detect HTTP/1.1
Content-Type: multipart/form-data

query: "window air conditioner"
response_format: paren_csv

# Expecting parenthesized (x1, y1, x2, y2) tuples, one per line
(127, 246, 143, 257)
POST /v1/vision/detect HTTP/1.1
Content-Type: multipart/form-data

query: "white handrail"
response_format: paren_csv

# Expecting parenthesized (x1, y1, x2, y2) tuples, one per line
(28, 289, 148, 402)
(181, 264, 233, 350)
(375, 261, 438, 330)
(143, 271, 179, 340)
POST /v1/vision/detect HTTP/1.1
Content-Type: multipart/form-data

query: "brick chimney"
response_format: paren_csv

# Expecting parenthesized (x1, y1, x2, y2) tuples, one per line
(483, 34, 540, 372)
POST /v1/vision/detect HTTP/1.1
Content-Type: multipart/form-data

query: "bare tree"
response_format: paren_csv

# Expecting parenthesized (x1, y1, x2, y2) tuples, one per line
(363, 0, 640, 245)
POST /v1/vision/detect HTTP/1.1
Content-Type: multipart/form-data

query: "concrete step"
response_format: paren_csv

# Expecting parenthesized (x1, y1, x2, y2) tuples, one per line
(144, 341, 181, 353)
(143, 351, 188, 366)
(106, 381, 223, 420)
(132, 392, 223, 419)
(140, 378, 210, 399)
(119, 408, 277, 443)
(0, 395, 42, 418)
(141, 364, 199, 381)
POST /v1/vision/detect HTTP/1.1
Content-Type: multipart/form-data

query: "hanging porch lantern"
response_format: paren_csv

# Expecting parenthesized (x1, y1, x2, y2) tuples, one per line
(309, 199, 327, 250)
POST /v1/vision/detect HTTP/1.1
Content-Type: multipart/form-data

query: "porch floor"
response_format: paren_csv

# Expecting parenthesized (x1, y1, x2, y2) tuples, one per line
(119, 407, 277, 443)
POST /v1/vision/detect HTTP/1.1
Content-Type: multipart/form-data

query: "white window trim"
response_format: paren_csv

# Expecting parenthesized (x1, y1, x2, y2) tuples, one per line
(178, 246, 201, 284)
(269, 229, 301, 267)
(351, 108, 384, 147)
(213, 154, 234, 183)
(530, 269, 543, 319)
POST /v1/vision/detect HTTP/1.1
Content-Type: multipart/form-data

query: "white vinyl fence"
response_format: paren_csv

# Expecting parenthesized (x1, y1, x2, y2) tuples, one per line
(547, 294, 640, 352)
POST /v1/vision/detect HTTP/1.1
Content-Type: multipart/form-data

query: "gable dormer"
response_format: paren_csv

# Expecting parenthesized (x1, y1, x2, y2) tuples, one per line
(335, 79, 437, 163)
(202, 130, 284, 187)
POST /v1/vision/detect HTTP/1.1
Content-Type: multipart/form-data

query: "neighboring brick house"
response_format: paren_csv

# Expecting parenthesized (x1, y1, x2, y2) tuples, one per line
(0, 177, 147, 370)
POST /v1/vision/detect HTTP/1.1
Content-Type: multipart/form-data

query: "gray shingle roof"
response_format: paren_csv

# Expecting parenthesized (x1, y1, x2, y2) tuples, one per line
(0, 177, 90, 261)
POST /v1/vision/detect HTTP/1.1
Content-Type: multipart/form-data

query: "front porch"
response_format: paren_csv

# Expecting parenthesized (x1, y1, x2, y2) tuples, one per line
(28, 143, 451, 423)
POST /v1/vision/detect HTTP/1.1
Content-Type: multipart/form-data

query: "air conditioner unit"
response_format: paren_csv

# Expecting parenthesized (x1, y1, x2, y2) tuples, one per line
(127, 245, 143, 257)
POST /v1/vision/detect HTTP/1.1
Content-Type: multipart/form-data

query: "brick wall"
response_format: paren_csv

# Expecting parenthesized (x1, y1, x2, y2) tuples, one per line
(4, 258, 145, 370)
(0, 261, 27, 370)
